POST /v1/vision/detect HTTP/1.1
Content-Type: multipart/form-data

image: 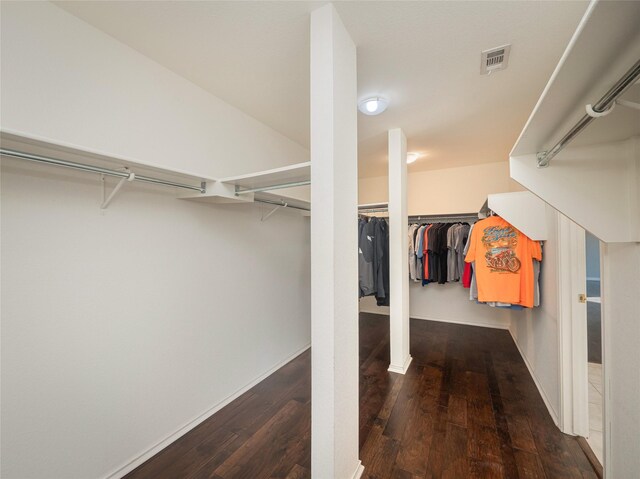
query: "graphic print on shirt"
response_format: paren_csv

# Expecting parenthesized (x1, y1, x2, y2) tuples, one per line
(481, 225, 521, 273)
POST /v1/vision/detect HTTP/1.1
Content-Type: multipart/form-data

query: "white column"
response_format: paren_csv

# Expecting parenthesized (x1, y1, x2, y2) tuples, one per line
(310, 5, 363, 479)
(387, 128, 412, 374)
(601, 242, 640, 478)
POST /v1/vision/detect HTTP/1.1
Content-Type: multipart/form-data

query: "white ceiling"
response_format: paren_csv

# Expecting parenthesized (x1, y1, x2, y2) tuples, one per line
(55, 0, 589, 178)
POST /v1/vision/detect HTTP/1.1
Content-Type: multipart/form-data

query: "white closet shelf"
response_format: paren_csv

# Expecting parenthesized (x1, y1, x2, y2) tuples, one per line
(0, 129, 215, 186)
(219, 162, 310, 191)
(510, 1, 640, 158)
(480, 192, 548, 241)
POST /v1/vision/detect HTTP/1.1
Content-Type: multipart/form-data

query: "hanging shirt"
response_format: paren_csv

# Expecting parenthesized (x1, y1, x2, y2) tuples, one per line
(359, 218, 376, 296)
(408, 224, 419, 280)
(422, 224, 433, 283)
(465, 216, 542, 307)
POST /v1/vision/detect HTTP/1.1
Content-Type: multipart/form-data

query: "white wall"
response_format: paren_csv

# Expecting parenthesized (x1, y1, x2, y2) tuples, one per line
(508, 205, 561, 424)
(360, 283, 512, 329)
(0, 1, 309, 179)
(358, 161, 518, 329)
(1, 160, 311, 479)
(359, 161, 524, 214)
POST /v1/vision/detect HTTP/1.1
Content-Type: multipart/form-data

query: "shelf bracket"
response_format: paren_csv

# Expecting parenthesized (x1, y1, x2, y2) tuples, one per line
(101, 170, 135, 209)
(261, 202, 287, 222)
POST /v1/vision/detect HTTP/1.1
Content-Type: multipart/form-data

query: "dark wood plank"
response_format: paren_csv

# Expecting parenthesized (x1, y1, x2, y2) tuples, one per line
(513, 449, 546, 479)
(506, 415, 537, 453)
(281, 464, 310, 479)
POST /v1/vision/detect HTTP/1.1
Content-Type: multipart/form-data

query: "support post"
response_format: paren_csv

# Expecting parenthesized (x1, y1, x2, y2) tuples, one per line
(387, 128, 412, 374)
(310, 4, 363, 479)
(601, 242, 640, 477)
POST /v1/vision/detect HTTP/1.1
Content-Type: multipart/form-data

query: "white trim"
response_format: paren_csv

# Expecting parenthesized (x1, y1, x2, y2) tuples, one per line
(359, 309, 511, 331)
(103, 344, 311, 479)
(600, 242, 611, 478)
(351, 461, 365, 479)
(508, 328, 560, 427)
(388, 355, 413, 375)
(556, 215, 590, 436)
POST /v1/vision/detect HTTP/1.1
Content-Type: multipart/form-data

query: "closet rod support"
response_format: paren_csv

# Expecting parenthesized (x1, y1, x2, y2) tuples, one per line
(261, 202, 287, 222)
(101, 171, 135, 209)
(254, 197, 310, 212)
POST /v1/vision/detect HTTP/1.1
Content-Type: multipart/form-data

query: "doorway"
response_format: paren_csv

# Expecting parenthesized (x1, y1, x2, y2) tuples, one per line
(585, 231, 603, 464)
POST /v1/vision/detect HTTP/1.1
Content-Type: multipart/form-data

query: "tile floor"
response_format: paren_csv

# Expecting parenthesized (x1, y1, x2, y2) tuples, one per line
(588, 362, 603, 464)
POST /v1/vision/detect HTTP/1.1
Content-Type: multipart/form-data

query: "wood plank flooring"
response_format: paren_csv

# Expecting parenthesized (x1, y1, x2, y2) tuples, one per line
(124, 314, 597, 479)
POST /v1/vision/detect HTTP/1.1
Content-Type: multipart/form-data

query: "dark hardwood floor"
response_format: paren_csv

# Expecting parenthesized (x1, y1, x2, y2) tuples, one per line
(124, 314, 597, 479)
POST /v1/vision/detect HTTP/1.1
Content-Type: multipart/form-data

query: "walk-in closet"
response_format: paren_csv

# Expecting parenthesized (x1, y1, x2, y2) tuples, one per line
(1, 1, 639, 479)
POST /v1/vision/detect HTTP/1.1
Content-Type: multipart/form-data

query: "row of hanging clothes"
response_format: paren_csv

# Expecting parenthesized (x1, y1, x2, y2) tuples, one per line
(358, 213, 390, 306)
(409, 213, 543, 309)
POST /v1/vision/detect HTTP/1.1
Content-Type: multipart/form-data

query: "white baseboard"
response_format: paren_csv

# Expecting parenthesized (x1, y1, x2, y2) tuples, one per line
(359, 308, 390, 316)
(360, 309, 511, 331)
(104, 343, 312, 479)
(508, 327, 559, 426)
(410, 313, 510, 330)
(388, 355, 413, 375)
(351, 461, 365, 479)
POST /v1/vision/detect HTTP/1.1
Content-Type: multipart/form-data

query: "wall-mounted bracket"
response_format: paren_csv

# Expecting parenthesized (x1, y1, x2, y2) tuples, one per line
(101, 170, 135, 209)
(261, 202, 287, 222)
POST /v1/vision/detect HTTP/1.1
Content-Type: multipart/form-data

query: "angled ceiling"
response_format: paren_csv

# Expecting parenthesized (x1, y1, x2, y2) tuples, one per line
(55, 0, 589, 178)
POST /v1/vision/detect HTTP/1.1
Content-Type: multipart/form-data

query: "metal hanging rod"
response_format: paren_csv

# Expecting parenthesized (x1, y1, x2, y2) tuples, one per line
(358, 202, 388, 210)
(254, 197, 310, 212)
(409, 212, 478, 223)
(359, 208, 388, 214)
(537, 58, 640, 168)
(236, 180, 311, 196)
(0, 148, 206, 193)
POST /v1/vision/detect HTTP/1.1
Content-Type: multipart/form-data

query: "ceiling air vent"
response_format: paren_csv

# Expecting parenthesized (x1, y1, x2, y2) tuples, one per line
(480, 44, 511, 75)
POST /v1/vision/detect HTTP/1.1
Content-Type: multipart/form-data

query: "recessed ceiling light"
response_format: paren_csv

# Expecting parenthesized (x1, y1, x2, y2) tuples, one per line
(406, 152, 420, 164)
(358, 97, 389, 115)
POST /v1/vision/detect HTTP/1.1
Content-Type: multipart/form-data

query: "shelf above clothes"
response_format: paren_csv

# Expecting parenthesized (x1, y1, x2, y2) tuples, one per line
(479, 192, 548, 241)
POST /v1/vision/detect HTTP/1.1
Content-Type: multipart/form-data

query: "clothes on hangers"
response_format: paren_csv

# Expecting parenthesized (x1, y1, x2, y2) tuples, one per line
(465, 215, 542, 308)
(358, 216, 390, 306)
(407, 221, 473, 286)
(408, 223, 419, 280)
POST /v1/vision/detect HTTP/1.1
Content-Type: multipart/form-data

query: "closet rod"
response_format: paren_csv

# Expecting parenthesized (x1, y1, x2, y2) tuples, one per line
(0, 148, 206, 193)
(236, 180, 311, 196)
(255, 197, 310, 212)
(537, 57, 640, 168)
(358, 202, 388, 211)
(409, 212, 478, 223)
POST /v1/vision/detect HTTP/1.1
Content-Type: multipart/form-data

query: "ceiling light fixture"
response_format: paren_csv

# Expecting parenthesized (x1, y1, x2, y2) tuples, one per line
(358, 97, 389, 115)
(406, 152, 420, 164)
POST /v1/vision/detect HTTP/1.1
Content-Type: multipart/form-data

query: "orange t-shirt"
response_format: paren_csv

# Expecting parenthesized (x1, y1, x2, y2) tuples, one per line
(465, 216, 541, 307)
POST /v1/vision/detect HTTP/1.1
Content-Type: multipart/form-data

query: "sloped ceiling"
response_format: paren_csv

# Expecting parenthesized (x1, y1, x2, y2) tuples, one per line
(55, 0, 589, 177)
